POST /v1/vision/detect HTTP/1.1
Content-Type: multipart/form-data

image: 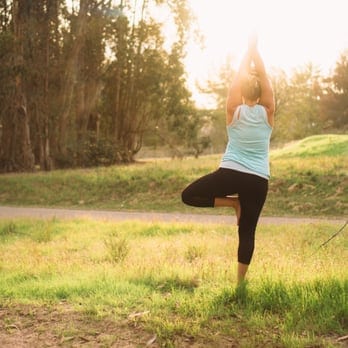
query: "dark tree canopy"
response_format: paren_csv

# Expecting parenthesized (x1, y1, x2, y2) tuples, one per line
(0, 0, 202, 172)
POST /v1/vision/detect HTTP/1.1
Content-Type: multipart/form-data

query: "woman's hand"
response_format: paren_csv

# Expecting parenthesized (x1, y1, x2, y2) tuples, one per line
(248, 32, 258, 53)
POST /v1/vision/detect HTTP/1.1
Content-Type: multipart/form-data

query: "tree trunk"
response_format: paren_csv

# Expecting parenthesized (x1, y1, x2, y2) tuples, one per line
(57, 0, 88, 159)
(76, 77, 103, 145)
(38, 0, 53, 171)
(0, 0, 34, 172)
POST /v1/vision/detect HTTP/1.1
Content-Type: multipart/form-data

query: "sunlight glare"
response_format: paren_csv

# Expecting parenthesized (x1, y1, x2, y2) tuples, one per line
(186, 0, 348, 107)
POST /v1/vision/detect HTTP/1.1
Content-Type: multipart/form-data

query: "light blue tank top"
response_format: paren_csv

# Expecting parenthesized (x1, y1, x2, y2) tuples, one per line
(220, 104, 272, 179)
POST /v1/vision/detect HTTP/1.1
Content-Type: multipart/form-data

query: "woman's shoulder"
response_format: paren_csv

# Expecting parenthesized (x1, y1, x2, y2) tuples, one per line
(255, 104, 267, 112)
(255, 104, 272, 127)
(256, 103, 274, 127)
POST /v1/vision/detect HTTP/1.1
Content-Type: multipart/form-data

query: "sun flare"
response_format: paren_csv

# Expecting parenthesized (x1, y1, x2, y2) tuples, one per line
(186, 0, 348, 107)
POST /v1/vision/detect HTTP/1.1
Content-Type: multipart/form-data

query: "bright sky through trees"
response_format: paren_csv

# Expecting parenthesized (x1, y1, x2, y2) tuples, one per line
(67, 0, 348, 107)
(186, 0, 348, 107)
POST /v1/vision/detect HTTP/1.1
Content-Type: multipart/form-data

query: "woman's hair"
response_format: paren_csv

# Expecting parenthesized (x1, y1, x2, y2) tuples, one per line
(241, 73, 261, 101)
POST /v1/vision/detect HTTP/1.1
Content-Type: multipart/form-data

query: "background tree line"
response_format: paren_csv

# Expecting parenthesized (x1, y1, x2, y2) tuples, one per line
(0, 0, 347, 173)
(0, 0, 206, 172)
(203, 53, 348, 151)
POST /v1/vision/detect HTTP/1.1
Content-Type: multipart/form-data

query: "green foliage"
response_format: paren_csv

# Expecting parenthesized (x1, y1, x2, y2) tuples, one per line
(80, 137, 117, 167)
(0, 0, 197, 171)
(320, 50, 348, 130)
(94, 1, 198, 163)
(1, 1, 347, 171)
(271, 64, 323, 141)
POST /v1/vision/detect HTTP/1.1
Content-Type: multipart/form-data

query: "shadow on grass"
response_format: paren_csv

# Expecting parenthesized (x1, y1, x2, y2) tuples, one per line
(130, 275, 200, 293)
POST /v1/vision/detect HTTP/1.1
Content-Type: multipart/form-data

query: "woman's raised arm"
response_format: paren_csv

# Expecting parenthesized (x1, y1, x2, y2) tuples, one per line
(249, 41, 275, 127)
(226, 50, 252, 125)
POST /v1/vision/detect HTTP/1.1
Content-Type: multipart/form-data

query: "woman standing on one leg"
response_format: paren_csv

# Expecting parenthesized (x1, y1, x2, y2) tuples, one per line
(181, 35, 275, 284)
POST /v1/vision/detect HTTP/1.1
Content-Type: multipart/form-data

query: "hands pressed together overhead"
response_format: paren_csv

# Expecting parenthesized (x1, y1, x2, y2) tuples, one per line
(248, 32, 258, 53)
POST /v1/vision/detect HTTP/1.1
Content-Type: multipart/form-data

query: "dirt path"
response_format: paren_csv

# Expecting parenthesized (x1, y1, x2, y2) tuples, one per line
(0, 205, 344, 225)
(0, 303, 164, 348)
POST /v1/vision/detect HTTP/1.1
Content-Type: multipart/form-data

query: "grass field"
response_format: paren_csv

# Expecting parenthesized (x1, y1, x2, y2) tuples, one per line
(0, 134, 347, 347)
(0, 134, 347, 217)
(0, 218, 347, 347)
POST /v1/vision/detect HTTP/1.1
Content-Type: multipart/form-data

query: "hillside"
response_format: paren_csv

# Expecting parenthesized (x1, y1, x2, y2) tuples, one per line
(0, 134, 346, 217)
(271, 134, 348, 158)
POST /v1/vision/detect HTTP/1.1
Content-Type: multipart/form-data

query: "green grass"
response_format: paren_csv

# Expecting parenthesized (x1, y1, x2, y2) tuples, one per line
(267, 134, 347, 217)
(0, 218, 347, 347)
(0, 134, 347, 217)
(271, 134, 348, 158)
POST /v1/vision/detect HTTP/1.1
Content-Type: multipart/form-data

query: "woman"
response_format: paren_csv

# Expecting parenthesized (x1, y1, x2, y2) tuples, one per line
(181, 36, 275, 284)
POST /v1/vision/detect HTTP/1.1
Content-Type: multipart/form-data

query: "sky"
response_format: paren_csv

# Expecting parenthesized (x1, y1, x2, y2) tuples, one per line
(185, 0, 348, 107)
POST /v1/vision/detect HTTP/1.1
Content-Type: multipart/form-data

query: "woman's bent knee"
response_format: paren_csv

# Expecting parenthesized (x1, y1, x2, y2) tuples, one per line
(181, 187, 193, 206)
(181, 188, 212, 207)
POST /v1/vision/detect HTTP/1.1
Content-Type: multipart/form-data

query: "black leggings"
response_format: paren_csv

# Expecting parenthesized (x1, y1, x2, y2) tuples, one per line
(181, 168, 268, 265)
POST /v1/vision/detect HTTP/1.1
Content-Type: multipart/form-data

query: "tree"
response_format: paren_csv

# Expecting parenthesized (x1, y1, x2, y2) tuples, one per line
(73, 2, 106, 165)
(0, 0, 202, 171)
(56, 0, 89, 162)
(101, 0, 197, 162)
(272, 63, 322, 141)
(268, 68, 290, 142)
(0, 0, 67, 171)
(194, 56, 236, 152)
(0, 0, 35, 172)
(27, 0, 62, 171)
(320, 51, 348, 130)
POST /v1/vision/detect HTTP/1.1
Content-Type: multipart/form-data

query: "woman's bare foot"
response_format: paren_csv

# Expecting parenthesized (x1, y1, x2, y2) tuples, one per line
(214, 196, 241, 225)
(230, 196, 241, 226)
